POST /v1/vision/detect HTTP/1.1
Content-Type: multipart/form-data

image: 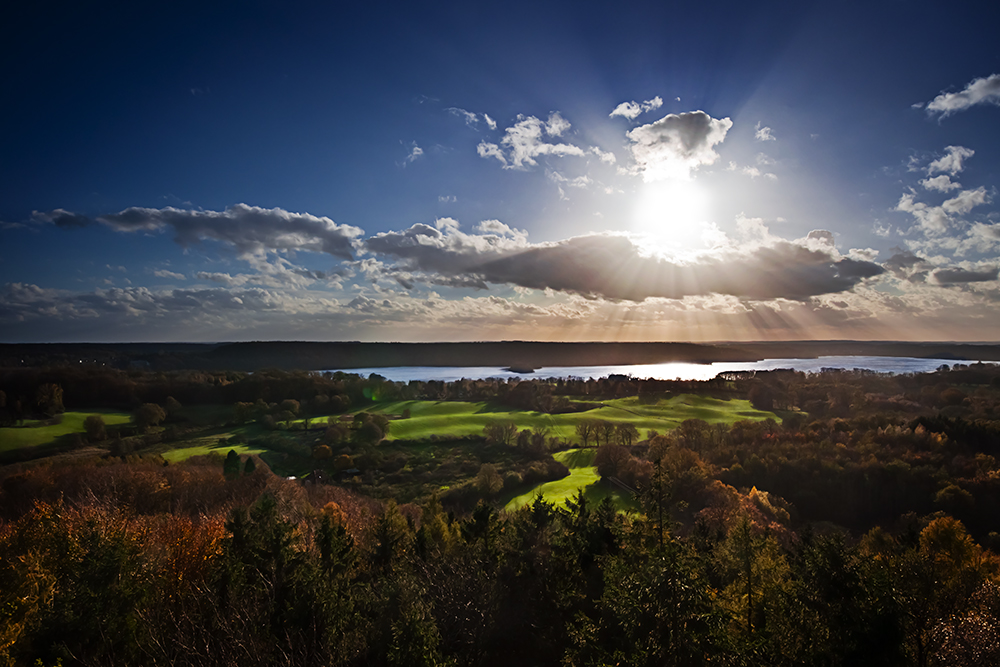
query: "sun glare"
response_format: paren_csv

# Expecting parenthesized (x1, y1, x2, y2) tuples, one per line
(631, 180, 712, 254)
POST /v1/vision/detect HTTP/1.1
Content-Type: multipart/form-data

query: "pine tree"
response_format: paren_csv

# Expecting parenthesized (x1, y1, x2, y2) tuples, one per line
(223, 449, 241, 479)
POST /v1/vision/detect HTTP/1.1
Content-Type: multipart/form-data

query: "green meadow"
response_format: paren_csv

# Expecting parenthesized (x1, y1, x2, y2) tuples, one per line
(160, 435, 267, 464)
(156, 422, 289, 470)
(364, 394, 777, 443)
(0, 410, 132, 452)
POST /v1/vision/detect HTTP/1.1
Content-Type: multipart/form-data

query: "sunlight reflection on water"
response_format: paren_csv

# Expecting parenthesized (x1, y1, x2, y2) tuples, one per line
(324, 356, 994, 383)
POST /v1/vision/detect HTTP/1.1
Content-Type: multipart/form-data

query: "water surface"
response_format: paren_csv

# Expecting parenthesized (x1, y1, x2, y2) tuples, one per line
(326, 355, 990, 383)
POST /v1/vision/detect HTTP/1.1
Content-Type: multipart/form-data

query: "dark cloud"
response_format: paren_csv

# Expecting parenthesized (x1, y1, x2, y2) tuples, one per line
(884, 251, 930, 282)
(885, 251, 997, 286)
(95, 204, 364, 259)
(31, 208, 94, 228)
(930, 267, 999, 284)
(366, 226, 884, 301)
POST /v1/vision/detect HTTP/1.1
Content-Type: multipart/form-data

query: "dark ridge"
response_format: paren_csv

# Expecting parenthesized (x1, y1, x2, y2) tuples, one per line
(1, 340, 999, 372)
(202, 341, 757, 372)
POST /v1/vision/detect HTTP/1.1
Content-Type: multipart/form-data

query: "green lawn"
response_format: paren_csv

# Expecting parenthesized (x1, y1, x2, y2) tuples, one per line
(354, 394, 779, 445)
(161, 439, 267, 463)
(504, 448, 640, 512)
(0, 411, 132, 452)
(603, 394, 778, 425)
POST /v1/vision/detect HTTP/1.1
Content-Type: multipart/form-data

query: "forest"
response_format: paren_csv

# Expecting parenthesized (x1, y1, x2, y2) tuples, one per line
(3, 359, 1000, 666)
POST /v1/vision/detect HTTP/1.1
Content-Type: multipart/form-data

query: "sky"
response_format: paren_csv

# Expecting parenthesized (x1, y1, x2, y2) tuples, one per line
(2, 0, 999, 343)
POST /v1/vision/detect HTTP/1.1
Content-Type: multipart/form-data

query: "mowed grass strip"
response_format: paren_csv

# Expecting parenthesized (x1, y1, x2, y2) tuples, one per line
(0, 411, 132, 451)
(602, 395, 778, 424)
(161, 440, 267, 463)
(504, 448, 639, 512)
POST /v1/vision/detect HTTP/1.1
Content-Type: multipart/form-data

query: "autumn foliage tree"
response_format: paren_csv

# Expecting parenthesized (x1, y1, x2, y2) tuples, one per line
(133, 403, 167, 432)
(483, 420, 517, 446)
(84, 414, 107, 442)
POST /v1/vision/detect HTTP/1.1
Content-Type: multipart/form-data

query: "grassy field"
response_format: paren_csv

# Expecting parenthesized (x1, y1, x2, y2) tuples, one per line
(155, 422, 290, 471)
(359, 394, 778, 444)
(0, 411, 132, 452)
(504, 448, 640, 512)
(160, 436, 267, 464)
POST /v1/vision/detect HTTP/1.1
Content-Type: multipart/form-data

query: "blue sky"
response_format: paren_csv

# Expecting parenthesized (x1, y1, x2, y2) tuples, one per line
(2, 0, 999, 342)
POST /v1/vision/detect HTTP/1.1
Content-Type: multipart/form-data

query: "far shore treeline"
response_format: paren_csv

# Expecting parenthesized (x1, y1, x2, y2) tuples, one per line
(3, 339, 1000, 372)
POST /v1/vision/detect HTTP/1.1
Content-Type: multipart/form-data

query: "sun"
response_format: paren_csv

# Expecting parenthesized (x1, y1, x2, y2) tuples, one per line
(630, 180, 712, 253)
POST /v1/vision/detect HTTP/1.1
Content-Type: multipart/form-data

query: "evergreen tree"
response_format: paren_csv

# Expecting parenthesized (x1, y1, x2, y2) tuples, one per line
(223, 449, 241, 479)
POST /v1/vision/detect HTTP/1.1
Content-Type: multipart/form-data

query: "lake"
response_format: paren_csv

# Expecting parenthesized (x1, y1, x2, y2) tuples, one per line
(325, 355, 993, 383)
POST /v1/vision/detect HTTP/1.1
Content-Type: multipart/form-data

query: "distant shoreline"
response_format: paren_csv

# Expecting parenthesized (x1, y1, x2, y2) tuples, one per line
(3, 340, 1000, 372)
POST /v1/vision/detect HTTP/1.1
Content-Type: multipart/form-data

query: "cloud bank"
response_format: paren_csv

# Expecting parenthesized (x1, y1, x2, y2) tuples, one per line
(365, 221, 882, 301)
(59, 204, 368, 259)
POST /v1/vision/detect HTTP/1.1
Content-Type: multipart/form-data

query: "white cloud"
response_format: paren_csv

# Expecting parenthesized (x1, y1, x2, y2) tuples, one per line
(942, 187, 991, 215)
(896, 192, 952, 234)
(740, 166, 777, 180)
(474, 219, 528, 240)
(896, 186, 991, 236)
(849, 248, 879, 262)
(447, 107, 497, 130)
(476, 113, 585, 170)
(754, 122, 775, 141)
(434, 217, 461, 231)
(548, 171, 591, 188)
(925, 73, 1000, 117)
(589, 147, 616, 164)
(545, 111, 571, 137)
(446, 107, 479, 126)
(477, 142, 506, 165)
(195, 271, 244, 286)
(921, 174, 961, 192)
(547, 171, 592, 199)
(727, 155, 776, 180)
(153, 269, 186, 280)
(438, 195, 457, 203)
(735, 214, 774, 242)
(964, 222, 1000, 254)
(625, 110, 733, 181)
(927, 145, 974, 176)
(405, 142, 424, 163)
(873, 221, 893, 238)
(609, 96, 664, 120)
